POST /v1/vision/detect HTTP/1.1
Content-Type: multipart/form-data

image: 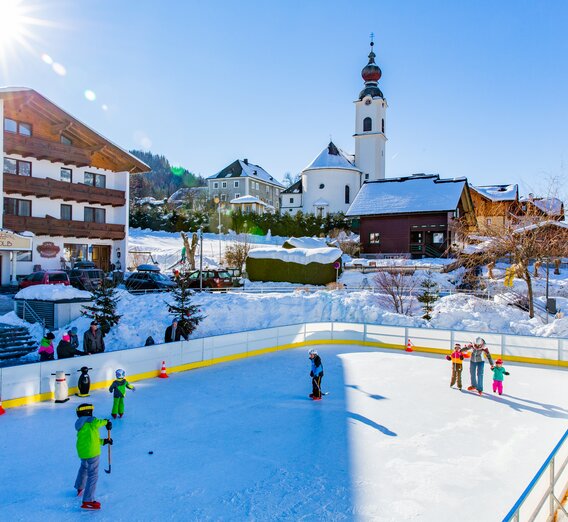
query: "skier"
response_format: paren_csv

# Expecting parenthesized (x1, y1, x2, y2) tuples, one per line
(491, 358, 510, 395)
(308, 349, 324, 400)
(57, 333, 87, 359)
(109, 369, 135, 419)
(464, 338, 494, 395)
(445, 343, 465, 390)
(74, 403, 113, 510)
(38, 332, 55, 361)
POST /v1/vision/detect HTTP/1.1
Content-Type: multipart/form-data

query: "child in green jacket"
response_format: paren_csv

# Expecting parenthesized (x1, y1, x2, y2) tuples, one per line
(74, 403, 112, 510)
(109, 368, 135, 419)
(491, 358, 510, 395)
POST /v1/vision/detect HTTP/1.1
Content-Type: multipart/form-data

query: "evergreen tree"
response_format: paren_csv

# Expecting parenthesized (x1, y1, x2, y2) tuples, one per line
(82, 280, 122, 335)
(167, 270, 205, 337)
(417, 271, 439, 320)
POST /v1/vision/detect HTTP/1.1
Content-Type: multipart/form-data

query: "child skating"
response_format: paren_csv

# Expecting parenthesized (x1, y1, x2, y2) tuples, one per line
(491, 358, 510, 395)
(74, 403, 113, 510)
(446, 343, 465, 389)
(308, 349, 324, 400)
(109, 369, 135, 419)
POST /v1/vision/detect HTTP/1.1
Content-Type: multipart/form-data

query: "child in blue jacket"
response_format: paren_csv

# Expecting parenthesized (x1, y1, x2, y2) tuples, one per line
(308, 349, 324, 400)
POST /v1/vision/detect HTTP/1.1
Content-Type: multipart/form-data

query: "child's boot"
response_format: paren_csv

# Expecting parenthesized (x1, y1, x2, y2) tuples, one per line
(81, 501, 101, 510)
(111, 414, 117, 419)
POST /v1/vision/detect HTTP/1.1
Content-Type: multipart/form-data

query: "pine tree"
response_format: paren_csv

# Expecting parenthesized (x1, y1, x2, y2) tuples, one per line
(82, 280, 122, 335)
(167, 270, 205, 337)
(417, 271, 439, 320)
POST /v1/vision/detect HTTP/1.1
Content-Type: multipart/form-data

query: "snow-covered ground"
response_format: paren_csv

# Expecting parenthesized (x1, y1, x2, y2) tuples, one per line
(1, 345, 567, 521)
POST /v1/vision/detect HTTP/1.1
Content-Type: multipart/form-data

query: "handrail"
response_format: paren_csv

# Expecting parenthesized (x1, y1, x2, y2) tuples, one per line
(20, 301, 46, 336)
(503, 429, 568, 521)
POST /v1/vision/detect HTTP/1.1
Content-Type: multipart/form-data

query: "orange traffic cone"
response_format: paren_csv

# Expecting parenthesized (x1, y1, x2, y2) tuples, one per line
(405, 339, 414, 352)
(0, 400, 5, 415)
(158, 361, 169, 379)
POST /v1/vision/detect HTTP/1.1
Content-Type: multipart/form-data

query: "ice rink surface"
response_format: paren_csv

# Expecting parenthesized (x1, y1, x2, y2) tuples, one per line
(1, 346, 567, 521)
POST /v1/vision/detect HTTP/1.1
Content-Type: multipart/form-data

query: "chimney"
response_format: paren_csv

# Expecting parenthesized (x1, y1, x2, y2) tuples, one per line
(243, 158, 248, 165)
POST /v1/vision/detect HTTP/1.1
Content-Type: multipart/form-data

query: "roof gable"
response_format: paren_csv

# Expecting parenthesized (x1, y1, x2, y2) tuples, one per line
(208, 159, 284, 188)
(304, 141, 360, 173)
(470, 184, 518, 202)
(282, 179, 302, 194)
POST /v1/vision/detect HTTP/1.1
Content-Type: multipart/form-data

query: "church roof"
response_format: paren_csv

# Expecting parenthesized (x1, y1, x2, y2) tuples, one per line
(208, 159, 284, 188)
(303, 142, 361, 173)
(282, 179, 302, 194)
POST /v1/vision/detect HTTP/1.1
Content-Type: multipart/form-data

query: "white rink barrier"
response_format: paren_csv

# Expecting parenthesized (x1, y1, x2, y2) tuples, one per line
(1, 321, 566, 409)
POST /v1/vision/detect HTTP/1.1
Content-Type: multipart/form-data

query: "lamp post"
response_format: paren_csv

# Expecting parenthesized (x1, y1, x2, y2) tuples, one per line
(199, 226, 203, 292)
(214, 196, 222, 263)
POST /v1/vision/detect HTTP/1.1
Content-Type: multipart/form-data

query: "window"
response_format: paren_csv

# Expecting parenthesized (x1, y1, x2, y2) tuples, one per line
(289, 197, 294, 204)
(432, 232, 445, 244)
(220, 194, 227, 202)
(84, 207, 106, 223)
(4, 118, 31, 136)
(64, 243, 88, 262)
(369, 232, 380, 244)
(4, 158, 31, 176)
(4, 198, 31, 216)
(84, 172, 106, 188)
(61, 204, 72, 221)
(410, 231, 423, 244)
(364, 173, 370, 180)
(486, 218, 492, 225)
(345, 185, 350, 204)
(17, 251, 32, 262)
(234, 181, 239, 188)
(363, 117, 372, 132)
(222, 181, 227, 188)
(60, 135, 72, 145)
(60, 168, 72, 182)
(266, 185, 270, 193)
(213, 182, 219, 189)
(381, 118, 385, 133)
(319, 183, 325, 189)
(234, 193, 240, 198)
(49, 273, 68, 283)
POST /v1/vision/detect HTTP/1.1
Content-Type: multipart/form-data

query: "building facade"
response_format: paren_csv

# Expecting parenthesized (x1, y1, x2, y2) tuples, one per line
(0, 88, 149, 284)
(469, 184, 519, 231)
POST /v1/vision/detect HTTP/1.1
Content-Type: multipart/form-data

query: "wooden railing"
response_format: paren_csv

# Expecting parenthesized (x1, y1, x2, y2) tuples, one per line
(4, 214, 125, 240)
(4, 133, 91, 167)
(3, 173, 125, 207)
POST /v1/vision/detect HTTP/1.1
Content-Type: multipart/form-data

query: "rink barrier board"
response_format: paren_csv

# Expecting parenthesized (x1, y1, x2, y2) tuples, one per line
(1, 322, 567, 409)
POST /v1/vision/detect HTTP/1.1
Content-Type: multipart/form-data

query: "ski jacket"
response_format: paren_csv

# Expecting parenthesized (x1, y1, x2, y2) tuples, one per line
(491, 366, 509, 382)
(446, 349, 464, 365)
(83, 329, 105, 354)
(57, 340, 86, 359)
(466, 345, 494, 366)
(38, 337, 54, 356)
(69, 332, 79, 350)
(75, 416, 107, 459)
(164, 325, 188, 343)
(109, 378, 134, 398)
(311, 355, 324, 377)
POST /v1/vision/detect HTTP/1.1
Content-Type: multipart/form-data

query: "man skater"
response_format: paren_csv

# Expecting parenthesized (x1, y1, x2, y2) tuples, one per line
(308, 349, 324, 401)
(74, 403, 113, 510)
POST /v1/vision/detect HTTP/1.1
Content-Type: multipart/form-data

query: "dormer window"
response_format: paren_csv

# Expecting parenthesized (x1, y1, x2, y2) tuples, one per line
(4, 118, 32, 136)
(61, 135, 72, 145)
(363, 117, 372, 132)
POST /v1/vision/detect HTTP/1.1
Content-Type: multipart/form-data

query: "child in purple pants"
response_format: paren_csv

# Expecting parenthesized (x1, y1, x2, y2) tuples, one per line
(491, 358, 510, 395)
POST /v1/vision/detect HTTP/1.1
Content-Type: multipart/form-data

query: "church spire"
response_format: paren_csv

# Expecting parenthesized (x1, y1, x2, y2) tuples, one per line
(359, 35, 383, 100)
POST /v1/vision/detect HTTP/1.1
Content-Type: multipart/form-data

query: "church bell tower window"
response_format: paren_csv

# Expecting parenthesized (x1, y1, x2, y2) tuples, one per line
(363, 117, 372, 132)
(382, 118, 385, 133)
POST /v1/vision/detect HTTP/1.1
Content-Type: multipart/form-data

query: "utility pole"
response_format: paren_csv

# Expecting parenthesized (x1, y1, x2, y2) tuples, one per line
(199, 227, 203, 292)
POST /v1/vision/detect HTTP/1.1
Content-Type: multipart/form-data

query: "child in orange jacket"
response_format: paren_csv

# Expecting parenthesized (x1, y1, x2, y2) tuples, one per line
(446, 343, 465, 390)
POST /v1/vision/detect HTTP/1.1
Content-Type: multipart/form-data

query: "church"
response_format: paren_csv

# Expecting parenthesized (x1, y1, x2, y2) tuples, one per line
(280, 41, 387, 216)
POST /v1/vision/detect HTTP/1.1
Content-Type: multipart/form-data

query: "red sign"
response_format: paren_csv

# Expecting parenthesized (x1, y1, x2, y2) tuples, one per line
(37, 242, 61, 258)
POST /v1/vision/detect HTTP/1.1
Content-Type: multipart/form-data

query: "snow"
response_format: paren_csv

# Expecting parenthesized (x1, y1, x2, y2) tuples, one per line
(514, 220, 568, 233)
(522, 197, 564, 216)
(14, 285, 92, 301)
(284, 236, 329, 249)
(471, 184, 518, 201)
(346, 175, 466, 216)
(135, 197, 166, 206)
(1, 345, 567, 520)
(304, 142, 360, 172)
(230, 195, 272, 207)
(248, 246, 342, 265)
(312, 197, 330, 206)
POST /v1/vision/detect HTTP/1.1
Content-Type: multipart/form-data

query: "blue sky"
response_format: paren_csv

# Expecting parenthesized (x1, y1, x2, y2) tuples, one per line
(2, 0, 568, 195)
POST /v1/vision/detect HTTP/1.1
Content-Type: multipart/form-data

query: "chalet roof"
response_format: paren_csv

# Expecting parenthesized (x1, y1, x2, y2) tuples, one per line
(0, 87, 149, 173)
(470, 184, 518, 202)
(514, 220, 568, 233)
(281, 179, 302, 194)
(346, 174, 469, 217)
(208, 159, 284, 188)
(520, 196, 564, 217)
(303, 142, 360, 173)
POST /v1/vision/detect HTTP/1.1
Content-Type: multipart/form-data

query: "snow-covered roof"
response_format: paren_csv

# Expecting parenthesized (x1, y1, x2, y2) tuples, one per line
(248, 246, 342, 265)
(208, 160, 284, 188)
(168, 187, 207, 203)
(15, 285, 92, 301)
(303, 142, 361, 173)
(470, 184, 518, 202)
(284, 237, 329, 249)
(346, 174, 468, 217)
(136, 197, 166, 206)
(281, 179, 302, 194)
(514, 220, 568, 233)
(230, 195, 270, 206)
(521, 197, 564, 216)
(312, 198, 329, 206)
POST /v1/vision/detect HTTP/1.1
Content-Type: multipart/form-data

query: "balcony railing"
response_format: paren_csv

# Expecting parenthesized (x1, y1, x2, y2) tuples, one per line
(3, 173, 126, 207)
(4, 214, 125, 240)
(4, 132, 91, 167)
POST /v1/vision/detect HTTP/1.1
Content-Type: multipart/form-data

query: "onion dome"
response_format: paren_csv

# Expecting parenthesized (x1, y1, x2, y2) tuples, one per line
(359, 41, 383, 100)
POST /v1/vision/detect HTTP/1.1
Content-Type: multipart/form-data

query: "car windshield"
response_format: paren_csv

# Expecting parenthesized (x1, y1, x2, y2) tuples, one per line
(150, 273, 170, 282)
(86, 270, 103, 279)
(49, 273, 68, 282)
(217, 271, 231, 279)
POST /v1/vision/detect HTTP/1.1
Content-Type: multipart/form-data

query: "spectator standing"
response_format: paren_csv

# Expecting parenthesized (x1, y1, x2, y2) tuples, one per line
(164, 318, 188, 343)
(83, 322, 105, 354)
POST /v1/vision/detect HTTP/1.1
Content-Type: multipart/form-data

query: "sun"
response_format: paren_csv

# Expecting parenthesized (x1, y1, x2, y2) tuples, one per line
(0, 0, 30, 49)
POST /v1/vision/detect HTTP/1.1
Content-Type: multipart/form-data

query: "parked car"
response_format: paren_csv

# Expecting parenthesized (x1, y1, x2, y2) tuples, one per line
(125, 265, 177, 292)
(18, 270, 70, 290)
(68, 261, 105, 291)
(187, 269, 234, 290)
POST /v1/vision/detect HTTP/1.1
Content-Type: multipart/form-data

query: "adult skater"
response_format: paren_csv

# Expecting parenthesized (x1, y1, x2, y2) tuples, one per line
(308, 349, 324, 400)
(74, 403, 113, 510)
(464, 338, 494, 395)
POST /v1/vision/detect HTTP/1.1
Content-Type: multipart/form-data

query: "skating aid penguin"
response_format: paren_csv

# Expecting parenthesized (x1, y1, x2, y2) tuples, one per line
(77, 367, 92, 397)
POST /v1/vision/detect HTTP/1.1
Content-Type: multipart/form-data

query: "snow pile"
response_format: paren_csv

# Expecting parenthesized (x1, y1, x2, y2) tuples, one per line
(14, 285, 92, 301)
(248, 246, 342, 265)
(284, 236, 329, 249)
(471, 184, 518, 201)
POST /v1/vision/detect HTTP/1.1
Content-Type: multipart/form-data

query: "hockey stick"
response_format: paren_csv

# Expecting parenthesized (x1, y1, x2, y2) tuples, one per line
(313, 376, 329, 397)
(104, 429, 111, 474)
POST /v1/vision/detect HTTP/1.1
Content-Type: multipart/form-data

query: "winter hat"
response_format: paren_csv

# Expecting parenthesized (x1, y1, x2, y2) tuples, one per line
(308, 349, 318, 356)
(76, 403, 94, 418)
(90, 321, 98, 326)
(172, 318, 179, 324)
(70, 327, 78, 334)
(495, 358, 503, 365)
(116, 369, 125, 379)
(454, 343, 461, 348)
(62, 334, 71, 342)
(46, 332, 55, 340)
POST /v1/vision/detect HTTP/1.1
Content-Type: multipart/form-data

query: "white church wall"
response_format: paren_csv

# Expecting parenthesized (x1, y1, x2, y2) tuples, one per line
(354, 96, 387, 181)
(302, 168, 361, 215)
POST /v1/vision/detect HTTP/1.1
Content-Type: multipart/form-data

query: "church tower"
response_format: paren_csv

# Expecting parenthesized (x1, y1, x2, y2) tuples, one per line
(354, 39, 387, 182)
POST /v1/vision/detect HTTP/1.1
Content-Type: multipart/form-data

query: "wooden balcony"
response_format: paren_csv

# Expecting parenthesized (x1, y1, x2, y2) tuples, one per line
(4, 132, 91, 167)
(3, 173, 126, 207)
(4, 214, 125, 240)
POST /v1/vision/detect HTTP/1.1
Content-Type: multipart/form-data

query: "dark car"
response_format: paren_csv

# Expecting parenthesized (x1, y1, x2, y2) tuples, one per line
(69, 262, 105, 291)
(187, 269, 234, 290)
(125, 266, 177, 292)
(18, 270, 70, 289)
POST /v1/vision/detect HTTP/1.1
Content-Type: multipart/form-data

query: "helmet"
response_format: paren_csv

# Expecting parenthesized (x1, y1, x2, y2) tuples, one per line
(308, 349, 318, 356)
(76, 403, 94, 417)
(475, 337, 485, 346)
(116, 369, 125, 379)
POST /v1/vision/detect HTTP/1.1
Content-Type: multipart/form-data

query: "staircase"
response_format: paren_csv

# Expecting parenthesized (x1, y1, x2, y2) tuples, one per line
(0, 323, 38, 361)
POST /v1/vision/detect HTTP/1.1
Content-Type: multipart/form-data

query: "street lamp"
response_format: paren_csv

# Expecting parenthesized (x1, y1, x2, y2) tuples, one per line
(213, 196, 222, 263)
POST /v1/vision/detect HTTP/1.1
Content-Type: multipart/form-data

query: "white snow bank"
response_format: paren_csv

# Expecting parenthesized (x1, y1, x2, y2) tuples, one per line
(248, 246, 342, 265)
(284, 236, 329, 249)
(14, 285, 92, 301)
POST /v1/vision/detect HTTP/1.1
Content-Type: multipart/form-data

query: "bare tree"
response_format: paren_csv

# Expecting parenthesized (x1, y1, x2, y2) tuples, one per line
(373, 271, 418, 315)
(181, 231, 199, 269)
(224, 233, 251, 271)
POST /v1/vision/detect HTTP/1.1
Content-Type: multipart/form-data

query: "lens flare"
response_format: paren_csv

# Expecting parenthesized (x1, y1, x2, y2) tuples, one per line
(84, 90, 96, 101)
(52, 62, 66, 76)
(41, 52, 52, 64)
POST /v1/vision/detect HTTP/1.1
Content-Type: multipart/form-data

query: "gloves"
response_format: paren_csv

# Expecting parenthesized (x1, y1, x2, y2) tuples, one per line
(103, 438, 113, 446)
(445, 355, 451, 361)
(459, 355, 464, 360)
(106, 420, 113, 431)
(310, 371, 314, 377)
(505, 372, 510, 375)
